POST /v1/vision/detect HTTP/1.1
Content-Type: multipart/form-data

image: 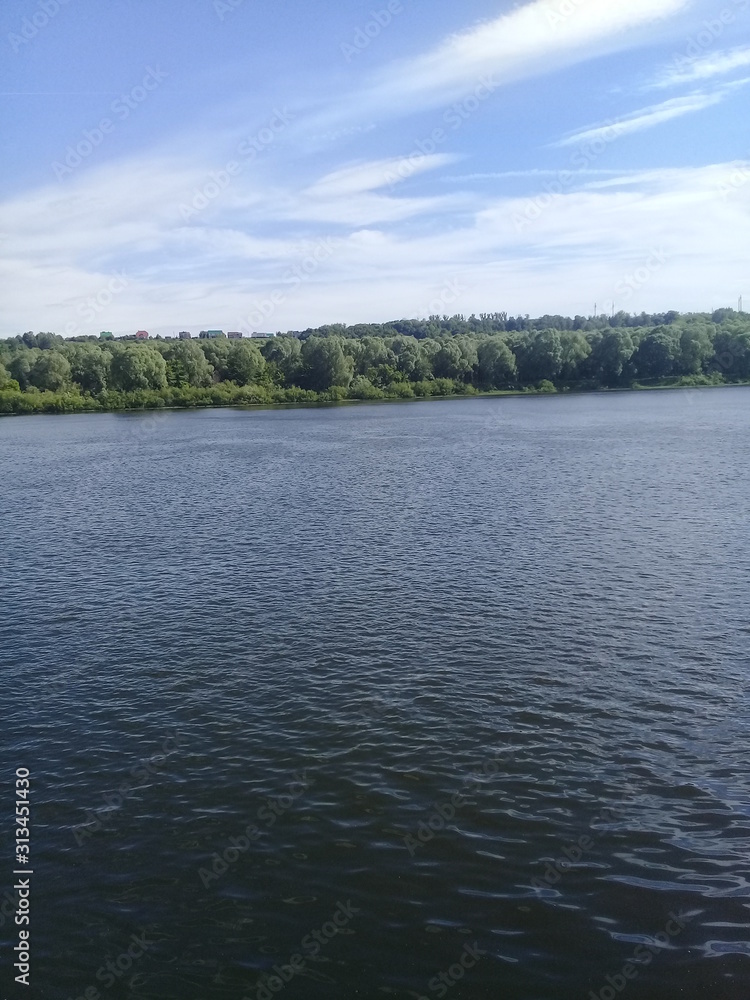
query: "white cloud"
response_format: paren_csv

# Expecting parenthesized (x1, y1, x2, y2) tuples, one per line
(1, 154, 748, 334)
(348, 0, 691, 115)
(554, 90, 730, 147)
(0, 0, 745, 337)
(653, 45, 750, 88)
(303, 155, 458, 197)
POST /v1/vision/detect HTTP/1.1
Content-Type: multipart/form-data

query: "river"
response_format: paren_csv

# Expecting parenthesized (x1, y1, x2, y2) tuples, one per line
(1, 388, 748, 999)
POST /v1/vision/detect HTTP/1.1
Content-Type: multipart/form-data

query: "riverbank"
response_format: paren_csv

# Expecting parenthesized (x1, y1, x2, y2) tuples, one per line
(0, 372, 744, 417)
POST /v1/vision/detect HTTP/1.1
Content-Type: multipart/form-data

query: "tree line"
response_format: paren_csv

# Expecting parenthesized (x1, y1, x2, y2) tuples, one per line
(1, 310, 749, 414)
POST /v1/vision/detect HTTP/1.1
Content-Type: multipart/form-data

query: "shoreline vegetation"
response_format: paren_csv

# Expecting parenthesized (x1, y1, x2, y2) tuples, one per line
(1, 308, 748, 416)
(0, 374, 743, 418)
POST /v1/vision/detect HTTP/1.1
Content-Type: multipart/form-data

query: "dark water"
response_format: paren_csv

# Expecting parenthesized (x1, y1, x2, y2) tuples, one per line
(1, 388, 749, 1000)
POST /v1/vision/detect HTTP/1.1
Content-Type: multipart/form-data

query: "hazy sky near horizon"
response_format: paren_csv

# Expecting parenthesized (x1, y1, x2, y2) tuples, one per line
(1, 0, 749, 336)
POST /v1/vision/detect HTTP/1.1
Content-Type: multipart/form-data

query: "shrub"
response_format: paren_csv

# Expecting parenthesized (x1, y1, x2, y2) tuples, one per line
(412, 380, 435, 397)
(385, 382, 415, 399)
(348, 376, 384, 400)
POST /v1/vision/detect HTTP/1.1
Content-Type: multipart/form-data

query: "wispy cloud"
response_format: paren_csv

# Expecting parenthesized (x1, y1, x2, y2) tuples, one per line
(328, 0, 691, 121)
(1, 0, 745, 335)
(554, 88, 736, 147)
(652, 45, 750, 88)
(1, 154, 747, 332)
(441, 169, 628, 182)
(303, 155, 457, 198)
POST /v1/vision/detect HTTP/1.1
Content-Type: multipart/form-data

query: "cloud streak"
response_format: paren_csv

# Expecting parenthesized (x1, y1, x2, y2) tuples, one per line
(360, 0, 690, 110)
(554, 87, 740, 147)
(652, 44, 750, 87)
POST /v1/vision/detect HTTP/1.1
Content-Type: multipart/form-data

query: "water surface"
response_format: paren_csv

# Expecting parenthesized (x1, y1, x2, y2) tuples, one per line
(1, 389, 749, 999)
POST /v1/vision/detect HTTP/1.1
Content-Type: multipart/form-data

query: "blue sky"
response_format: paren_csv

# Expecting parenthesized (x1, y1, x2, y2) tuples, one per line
(1, 0, 749, 336)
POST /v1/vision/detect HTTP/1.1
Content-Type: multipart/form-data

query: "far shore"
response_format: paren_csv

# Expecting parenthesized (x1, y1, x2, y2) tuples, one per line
(1, 378, 748, 419)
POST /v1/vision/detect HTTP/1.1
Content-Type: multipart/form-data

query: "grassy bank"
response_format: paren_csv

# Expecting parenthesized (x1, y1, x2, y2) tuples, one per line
(0, 371, 744, 417)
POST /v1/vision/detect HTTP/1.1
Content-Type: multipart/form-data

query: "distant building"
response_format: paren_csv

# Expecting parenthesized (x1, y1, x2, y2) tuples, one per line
(135, 330, 149, 340)
(251, 331, 275, 338)
(99, 331, 114, 340)
(178, 331, 192, 340)
(227, 331, 243, 340)
(199, 330, 225, 339)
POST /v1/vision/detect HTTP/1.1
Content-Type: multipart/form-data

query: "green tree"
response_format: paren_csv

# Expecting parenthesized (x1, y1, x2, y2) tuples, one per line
(7, 352, 38, 390)
(559, 331, 591, 380)
(198, 339, 232, 380)
(225, 341, 265, 385)
(366, 364, 405, 388)
(66, 344, 111, 393)
(455, 336, 478, 378)
(301, 337, 353, 390)
(475, 338, 517, 387)
(0, 362, 19, 390)
(586, 330, 635, 385)
(260, 337, 302, 385)
(633, 326, 681, 379)
(390, 337, 434, 380)
(390, 337, 421, 380)
(678, 325, 713, 375)
(347, 336, 396, 376)
(517, 329, 563, 383)
(36, 332, 64, 350)
(29, 351, 72, 391)
(110, 346, 168, 391)
(163, 341, 214, 387)
(711, 330, 750, 379)
(432, 339, 473, 380)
